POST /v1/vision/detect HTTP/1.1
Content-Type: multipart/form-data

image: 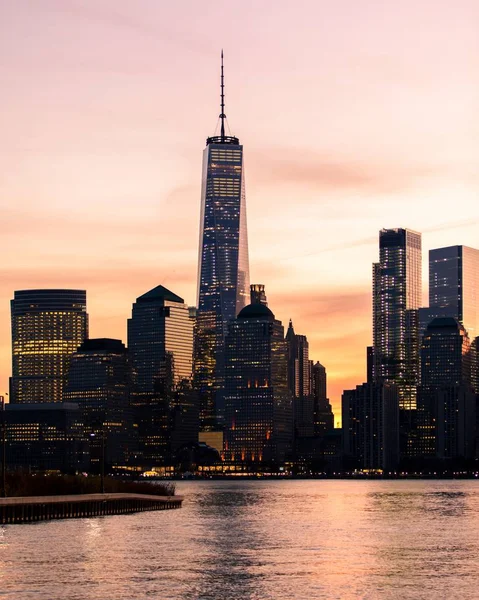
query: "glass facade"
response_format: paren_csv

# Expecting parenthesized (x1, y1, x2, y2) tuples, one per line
(5, 403, 89, 472)
(416, 318, 475, 460)
(286, 322, 314, 438)
(195, 138, 250, 428)
(10, 289, 88, 404)
(310, 361, 334, 435)
(127, 285, 194, 466)
(372, 229, 422, 409)
(224, 303, 292, 466)
(128, 285, 194, 391)
(428, 245, 479, 341)
(342, 383, 400, 471)
(64, 338, 136, 470)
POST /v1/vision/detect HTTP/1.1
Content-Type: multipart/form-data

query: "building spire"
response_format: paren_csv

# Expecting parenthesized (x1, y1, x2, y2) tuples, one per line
(220, 49, 225, 140)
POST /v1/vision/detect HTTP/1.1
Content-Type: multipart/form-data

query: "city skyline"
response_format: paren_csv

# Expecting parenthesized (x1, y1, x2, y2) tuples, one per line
(1, 1, 478, 416)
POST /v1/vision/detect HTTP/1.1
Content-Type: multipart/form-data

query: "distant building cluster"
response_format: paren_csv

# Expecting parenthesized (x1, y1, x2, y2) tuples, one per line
(3, 60, 479, 477)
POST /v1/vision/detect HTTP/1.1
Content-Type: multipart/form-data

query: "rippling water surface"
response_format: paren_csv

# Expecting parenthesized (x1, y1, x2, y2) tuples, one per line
(1, 480, 479, 599)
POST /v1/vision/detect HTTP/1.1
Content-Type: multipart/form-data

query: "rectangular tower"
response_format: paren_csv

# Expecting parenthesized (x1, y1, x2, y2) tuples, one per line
(427, 245, 479, 340)
(372, 228, 422, 409)
(10, 289, 88, 404)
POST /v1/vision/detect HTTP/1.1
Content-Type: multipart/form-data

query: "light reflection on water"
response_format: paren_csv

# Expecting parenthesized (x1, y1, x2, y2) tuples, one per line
(1, 480, 479, 599)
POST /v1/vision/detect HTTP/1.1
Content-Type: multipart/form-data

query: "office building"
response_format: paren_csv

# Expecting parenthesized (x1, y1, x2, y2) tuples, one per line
(420, 246, 479, 339)
(417, 317, 475, 460)
(194, 53, 250, 429)
(10, 289, 88, 404)
(6, 402, 89, 473)
(224, 298, 292, 466)
(342, 383, 400, 471)
(372, 228, 422, 409)
(311, 361, 334, 435)
(286, 321, 314, 438)
(64, 338, 136, 471)
(127, 285, 195, 466)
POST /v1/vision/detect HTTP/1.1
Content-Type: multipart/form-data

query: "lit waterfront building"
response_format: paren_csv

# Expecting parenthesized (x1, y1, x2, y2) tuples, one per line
(127, 285, 195, 466)
(372, 228, 422, 410)
(224, 293, 292, 466)
(5, 402, 89, 473)
(64, 338, 136, 471)
(419, 245, 479, 340)
(10, 289, 88, 404)
(194, 53, 250, 430)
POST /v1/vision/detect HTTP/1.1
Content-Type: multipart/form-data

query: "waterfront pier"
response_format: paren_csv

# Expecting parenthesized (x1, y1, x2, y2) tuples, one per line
(0, 493, 183, 524)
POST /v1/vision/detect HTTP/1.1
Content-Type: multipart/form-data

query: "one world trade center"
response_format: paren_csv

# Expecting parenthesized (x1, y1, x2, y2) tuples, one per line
(194, 52, 250, 430)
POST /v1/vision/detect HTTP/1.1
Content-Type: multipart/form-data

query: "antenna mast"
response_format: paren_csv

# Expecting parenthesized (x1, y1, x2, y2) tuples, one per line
(220, 50, 225, 140)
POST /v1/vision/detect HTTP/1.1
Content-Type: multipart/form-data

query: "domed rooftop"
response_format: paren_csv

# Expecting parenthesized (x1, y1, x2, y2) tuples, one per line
(426, 317, 463, 332)
(237, 303, 275, 321)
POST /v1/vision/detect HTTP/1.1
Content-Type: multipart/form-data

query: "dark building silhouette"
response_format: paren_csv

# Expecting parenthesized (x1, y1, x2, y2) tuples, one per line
(224, 299, 292, 466)
(250, 284, 268, 306)
(10, 289, 88, 404)
(310, 361, 334, 436)
(194, 54, 250, 431)
(372, 229, 421, 410)
(286, 321, 314, 438)
(342, 383, 400, 471)
(416, 318, 475, 461)
(127, 285, 196, 466)
(6, 402, 89, 473)
(64, 339, 135, 472)
(366, 346, 374, 383)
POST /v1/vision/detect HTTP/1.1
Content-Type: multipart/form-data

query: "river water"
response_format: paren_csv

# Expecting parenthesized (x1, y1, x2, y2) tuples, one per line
(1, 480, 479, 599)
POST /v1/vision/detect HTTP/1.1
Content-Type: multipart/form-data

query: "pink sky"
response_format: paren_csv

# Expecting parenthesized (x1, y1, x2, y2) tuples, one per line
(1, 0, 478, 418)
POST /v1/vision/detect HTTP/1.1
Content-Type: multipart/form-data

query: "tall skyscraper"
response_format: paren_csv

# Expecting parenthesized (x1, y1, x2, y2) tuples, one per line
(417, 318, 475, 460)
(64, 338, 136, 471)
(10, 289, 88, 404)
(127, 285, 195, 465)
(420, 246, 479, 340)
(310, 361, 334, 435)
(286, 321, 314, 438)
(372, 228, 422, 409)
(195, 53, 250, 430)
(224, 295, 292, 466)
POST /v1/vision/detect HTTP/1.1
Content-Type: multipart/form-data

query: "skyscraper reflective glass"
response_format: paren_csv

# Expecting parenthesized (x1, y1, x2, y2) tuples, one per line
(372, 228, 422, 409)
(428, 245, 479, 340)
(195, 55, 250, 428)
(10, 289, 88, 404)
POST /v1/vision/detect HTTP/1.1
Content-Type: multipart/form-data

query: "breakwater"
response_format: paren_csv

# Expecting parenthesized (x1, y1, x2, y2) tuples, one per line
(0, 492, 183, 524)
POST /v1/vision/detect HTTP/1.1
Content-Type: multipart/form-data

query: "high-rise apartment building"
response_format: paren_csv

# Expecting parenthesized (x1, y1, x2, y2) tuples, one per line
(224, 300, 292, 466)
(195, 54, 250, 429)
(372, 228, 422, 409)
(419, 246, 479, 340)
(64, 338, 136, 471)
(342, 382, 400, 471)
(127, 285, 195, 466)
(310, 361, 334, 435)
(417, 317, 475, 460)
(10, 289, 88, 404)
(286, 321, 314, 438)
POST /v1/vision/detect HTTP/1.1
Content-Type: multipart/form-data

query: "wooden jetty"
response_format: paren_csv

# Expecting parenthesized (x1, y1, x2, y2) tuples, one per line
(0, 493, 183, 524)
